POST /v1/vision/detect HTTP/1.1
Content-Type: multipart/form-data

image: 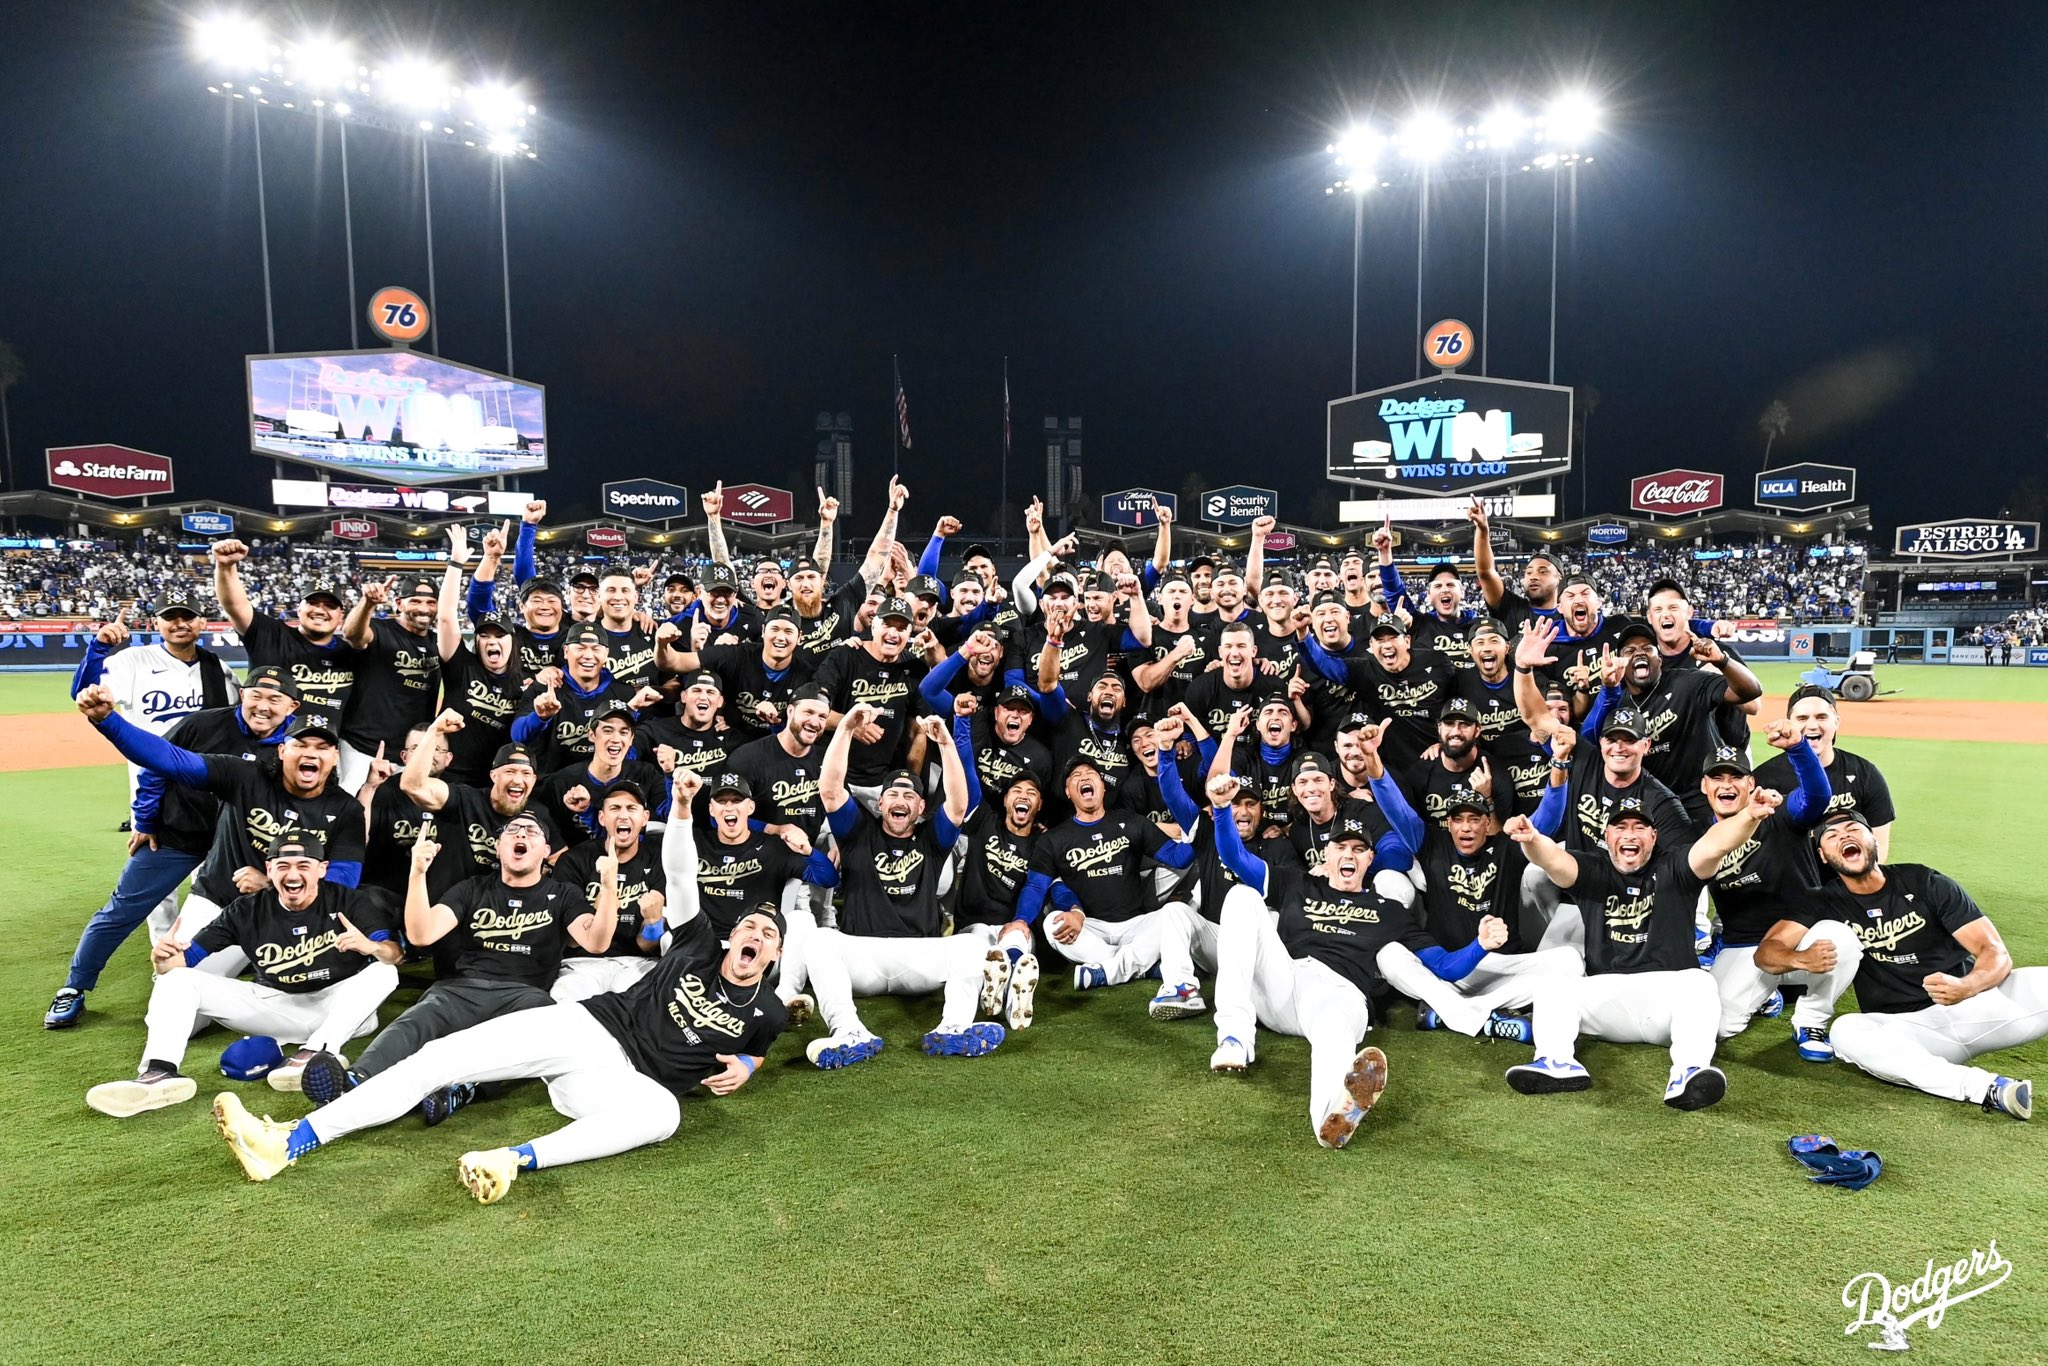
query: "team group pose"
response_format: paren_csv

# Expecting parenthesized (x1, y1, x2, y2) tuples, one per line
(42, 485, 2042, 1202)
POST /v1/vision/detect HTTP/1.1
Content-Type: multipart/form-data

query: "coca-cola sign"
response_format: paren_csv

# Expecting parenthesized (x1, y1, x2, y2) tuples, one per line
(330, 517, 379, 541)
(1630, 469, 1724, 516)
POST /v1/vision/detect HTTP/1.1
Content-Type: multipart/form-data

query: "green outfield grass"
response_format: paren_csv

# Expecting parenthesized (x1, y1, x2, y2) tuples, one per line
(3, 665, 2045, 1362)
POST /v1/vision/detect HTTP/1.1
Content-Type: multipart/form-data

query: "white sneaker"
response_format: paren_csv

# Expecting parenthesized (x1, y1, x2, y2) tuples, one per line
(1210, 1036, 1253, 1072)
(979, 949, 1012, 1016)
(1148, 981, 1207, 1020)
(1005, 954, 1040, 1030)
(86, 1066, 197, 1118)
(1315, 1045, 1390, 1149)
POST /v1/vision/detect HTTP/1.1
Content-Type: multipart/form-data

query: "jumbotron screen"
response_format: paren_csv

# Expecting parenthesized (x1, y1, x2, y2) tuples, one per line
(246, 349, 548, 484)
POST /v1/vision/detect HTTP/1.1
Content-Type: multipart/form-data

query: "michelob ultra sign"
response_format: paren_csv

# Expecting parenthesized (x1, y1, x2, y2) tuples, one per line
(1327, 374, 1573, 498)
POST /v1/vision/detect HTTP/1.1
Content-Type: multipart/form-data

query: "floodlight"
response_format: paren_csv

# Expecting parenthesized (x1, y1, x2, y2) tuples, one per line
(1397, 111, 1456, 163)
(1545, 90, 1601, 147)
(381, 55, 450, 111)
(1331, 125, 1381, 173)
(486, 132, 519, 156)
(193, 14, 270, 72)
(289, 36, 354, 90)
(1477, 104, 1525, 150)
(471, 82, 526, 130)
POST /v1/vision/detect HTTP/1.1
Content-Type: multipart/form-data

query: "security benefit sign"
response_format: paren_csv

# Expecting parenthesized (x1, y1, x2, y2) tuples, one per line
(1327, 375, 1573, 498)
(1894, 519, 2040, 559)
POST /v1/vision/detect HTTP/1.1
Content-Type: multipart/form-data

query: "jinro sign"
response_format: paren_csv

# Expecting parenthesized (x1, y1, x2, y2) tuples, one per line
(1629, 469, 1723, 516)
(330, 518, 379, 541)
(1894, 519, 2040, 559)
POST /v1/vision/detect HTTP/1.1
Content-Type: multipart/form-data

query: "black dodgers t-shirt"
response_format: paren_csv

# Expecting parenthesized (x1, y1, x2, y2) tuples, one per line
(1706, 812, 1823, 947)
(553, 836, 667, 957)
(191, 755, 367, 902)
(727, 734, 828, 839)
(689, 830, 813, 939)
(810, 646, 926, 784)
(955, 806, 1038, 927)
(1413, 827, 1533, 953)
(440, 645, 523, 782)
(1267, 864, 1437, 997)
(240, 612, 358, 735)
(149, 707, 267, 855)
(1029, 811, 1175, 922)
(1805, 864, 1984, 1014)
(515, 677, 643, 773)
(1563, 747, 1693, 853)
(193, 885, 393, 991)
(343, 618, 441, 750)
(1568, 848, 1705, 975)
(696, 643, 815, 745)
(1182, 669, 1284, 742)
(583, 913, 788, 1093)
(363, 784, 479, 901)
(437, 873, 591, 985)
(834, 811, 949, 937)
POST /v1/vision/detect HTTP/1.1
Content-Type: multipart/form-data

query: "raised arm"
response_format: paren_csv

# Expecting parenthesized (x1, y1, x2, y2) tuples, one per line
(928, 715, 970, 835)
(568, 849, 622, 954)
(1151, 504, 1173, 581)
(1764, 723, 1832, 828)
(436, 533, 468, 662)
(403, 836, 458, 946)
(77, 689, 209, 785)
(1687, 788, 1776, 880)
(514, 503, 544, 584)
(1205, 774, 1270, 897)
(1120, 575, 1154, 649)
(1690, 634, 1764, 706)
(211, 540, 256, 633)
(856, 477, 908, 586)
(1246, 515, 1273, 595)
(401, 709, 463, 812)
(1503, 814, 1579, 889)
(1467, 500, 1508, 609)
(1512, 618, 1562, 729)
(660, 770, 704, 928)
(701, 482, 733, 567)
(342, 577, 388, 651)
(818, 702, 871, 815)
(814, 486, 839, 567)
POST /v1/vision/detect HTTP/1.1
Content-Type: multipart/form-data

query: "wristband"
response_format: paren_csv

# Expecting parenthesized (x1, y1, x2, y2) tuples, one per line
(737, 1054, 757, 1075)
(1512, 664, 1532, 675)
(1550, 757, 1572, 770)
(637, 920, 666, 944)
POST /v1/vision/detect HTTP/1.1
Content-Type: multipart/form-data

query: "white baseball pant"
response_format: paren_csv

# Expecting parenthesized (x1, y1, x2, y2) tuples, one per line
(1375, 944, 1585, 1035)
(1158, 903, 1223, 990)
(305, 1003, 681, 1168)
(166, 894, 247, 977)
(1711, 921, 1863, 1037)
(1528, 967, 1720, 1072)
(776, 878, 816, 1004)
(551, 956, 659, 1004)
(1044, 905, 1180, 984)
(1520, 864, 1585, 952)
(805, 928, 986, 1038)
(336, 741, 375, 796)
(1211, 885, 1374, 1139)
(141, 962, 398, 1069)
(1829, 967, 2048, 1105)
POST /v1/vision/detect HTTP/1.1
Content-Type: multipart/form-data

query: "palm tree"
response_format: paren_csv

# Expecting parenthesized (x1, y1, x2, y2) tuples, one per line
(1758, 400, 1790, 469)
(0, 339, 22, 495)
(1576, 386, 1601, 518)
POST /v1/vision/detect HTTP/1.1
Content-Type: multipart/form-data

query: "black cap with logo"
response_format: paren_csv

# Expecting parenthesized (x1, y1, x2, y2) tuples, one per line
(266, 827, 329, 861)
(243, 663, 301, 701)
(154, 587, 203, 619)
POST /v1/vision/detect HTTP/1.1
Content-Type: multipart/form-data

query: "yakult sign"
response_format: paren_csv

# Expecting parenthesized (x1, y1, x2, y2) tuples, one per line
(1630, 469, 1723, 517)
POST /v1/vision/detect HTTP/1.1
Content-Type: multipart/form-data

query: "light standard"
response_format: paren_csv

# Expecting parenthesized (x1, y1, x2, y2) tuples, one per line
(1325, 126, 1382, 395)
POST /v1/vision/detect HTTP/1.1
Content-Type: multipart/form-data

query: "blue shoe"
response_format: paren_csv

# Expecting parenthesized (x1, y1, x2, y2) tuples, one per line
(421, 1082, 478, 1127)
(1505, 1056, 1591, 1094)
(1695, 927, 1720, 968)
(1793, 1025, 1834, 1063)
(1663, 1064, 1728, 1111)
(1983, 1076, 2032, 1122)
(922, 1022, 1006, 1057)
(1140, 964, 1163, 982)
(1756, 989, 1786, 1019)
(44, 987, 85, 1030)
(1478, 1011, 1534, 1045)
(1073, 965, 1109, 991)
(1148, 982, 1207, 1021)
(300, 1051, 359, 1106)
(1415, 1006, 1445, 1031)
(806, 1033, 884, 1070)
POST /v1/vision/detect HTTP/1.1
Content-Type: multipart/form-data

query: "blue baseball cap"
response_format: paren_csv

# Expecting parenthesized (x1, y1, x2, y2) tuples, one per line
(220, 1035, 285, 1081)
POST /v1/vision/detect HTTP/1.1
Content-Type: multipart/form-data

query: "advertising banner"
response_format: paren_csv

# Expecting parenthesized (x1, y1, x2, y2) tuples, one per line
(1894, 520, 2041, 559)
(1100, 489, 1178, 529)
(1328, 374, 1573, 497)
(46, 445, 175, 499)
(1338, 493, 1557, 523)
(587, 526, 628, 550)
(1754, 462, 1856, 513)
(1630, 469, 1724, 516)
(1586, 523, 1629, 545)
(179, 511, 234, 536)
(330, 518, 379, 541)
(719, 483, 794, 526)
(1199, 485, 1278, 526)
(273, 479, 528, 517)
(602, 478, 691, 523)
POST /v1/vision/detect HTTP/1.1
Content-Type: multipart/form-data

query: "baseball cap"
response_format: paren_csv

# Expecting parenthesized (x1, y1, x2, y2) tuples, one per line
(1601, 706, 1649, 740)
(791, 557, 822, 576)
(1263, 569, 1297, 591)
(491, 742, 536, 770)
(742, 900, 789, 942)
(788, 681, 832, 707)
(1156, 570, 1191, 590)
(762, 605, 800, 626)
(1427, 563, 1462, 584)
(562, 622, 605, 648)
(569, 567, 602, 588)
(500, 809, 558, 846)
(951, 571, 983, 591)
(875, 595, 915, 622)
(600, 779, 649, 808)
(1466, 617, 1510, 643)
(1369, 614, 1409, 638)
(1059, 753, 1105, 784)
(1436, 696, 1479, 723)
(1211, 559, 1244, 579)
(1291, 751, 1332, 782)
(286, 720, 340, 746)
(878, 769, 922, 795)
(1310, 590, 1346, 609)
(220, 1036, 285, 1081)
(1226, 776, 1266, 806)
(589, 701, 638, 729)
(708, 772, 753, 800)
(1560, 573, 1596, 592)
(908, 574, 944, 602)
(1187, 553, 1217, 572)
(154, 587, 202, 618)
(1702, 744, 1752, 777)
(520, 577, 566, 602)
(399, 576, 438, 599)
(999, 768, 1043, 797)
(663, 572, 695, 589)
(1044, 565, 1079, 594)
(1815, 807, 1874, 837)
(1445, 787, 1493, 818)
(242, 663, 301, 701)
(266, 827, 329, 861)
(1608, 795, 1652, 825)
(996, 683, 1037, 710)
(474, 613, 513, 636)
(703, 563, 739, 591)
(1309, 557, 1337, 573)
(302, 582, 345, 606)
(1330, 812, 1375, 846)
(1613, 617, 1658, 647)
(1646, 577, 1688, 602)
(1076, 569, 1109, 594)
(1126, 712, 1156, 735)
(1787, 683, 1839, 711)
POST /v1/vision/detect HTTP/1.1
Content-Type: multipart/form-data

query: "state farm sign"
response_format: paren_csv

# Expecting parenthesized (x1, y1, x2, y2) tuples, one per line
(46, 444, 176, 500)
(1630, 469, 1723, 516)
(330, 518, 379, 541)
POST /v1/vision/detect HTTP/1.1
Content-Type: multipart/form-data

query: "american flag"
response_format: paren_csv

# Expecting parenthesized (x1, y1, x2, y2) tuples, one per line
(893, 356, 913, 450)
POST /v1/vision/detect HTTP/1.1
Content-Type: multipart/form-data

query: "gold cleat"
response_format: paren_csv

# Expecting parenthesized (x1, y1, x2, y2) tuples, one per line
(213, 1093, 295, 1181)
(1316, 1046, 1390, 1150)
(457, 1149, 522, 1204)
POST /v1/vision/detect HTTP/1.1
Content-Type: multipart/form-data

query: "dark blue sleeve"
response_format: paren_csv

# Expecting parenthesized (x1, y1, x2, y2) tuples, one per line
(1689, 615, 1715, 637)
(1195, 737, 1217, 772)
(1050, 883, 1080, 911)
(1531, 778, 1568, 838)
(1368, 772, 1425, 854)
(933, 803, 963, 852)
(1120, 627, 1145, 651)
(1153, 834, 1196, 870)
(952, 715, 982, 814)
(917, 534, 944, 578)
(1211, 811, 1270, 896)
(1016, 870, 1054, 925)
(1373, 832, 1413, 874)
(1782, 738, 1833, 828)
(1154, 755, 1201, 830)
(826, 800, 862, 840)
(920, 648, 969, 710)
(1039, 684, 1070, 724)
(71, 639, 110, 697)
(957, 600, 995, 628)
(133, 769, 168, 833)
(1377, 562, 1414, 613)
(509, 711, 548, 743)
(466, 574, 496, 623)
(182, 943, 210, 967)
(1141, 561, 1159, 592)
(1581, 685, 1619, 741)
(1302, 634, 1347, 684)
(802, 849, 840, 887)
(1418, 939, 1489, 982)
(324, 862, 362, 890)
(514, 522, 537, 585)
(93, 713, 208, 786)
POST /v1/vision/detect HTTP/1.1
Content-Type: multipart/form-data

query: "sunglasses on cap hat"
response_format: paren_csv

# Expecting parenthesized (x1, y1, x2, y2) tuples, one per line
(267, 827, 330, 860)
(491, 743, 535, 770)
(242, 664, 301, 701)
(879, 769, 922, 794)
(562, 623, 605, 648)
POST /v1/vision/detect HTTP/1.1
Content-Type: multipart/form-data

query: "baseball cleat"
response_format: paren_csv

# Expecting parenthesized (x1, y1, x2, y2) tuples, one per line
(1415, 1006, 1446, 1031)
(1982, 1076, 2032, 1122)
(43, 986, 85, 1029)
(298, 1050, 358, 1106)
(1792, 1025, 1834, 1063)
(783, 994, 815, 1028)
(1147, 981, 1207, 1021)
(1316, 1045, 1390, 1149)
(806, 1033, 884, 1070)
(212, 1093, 295, 1181)
(1663, 1065, 1728, 1111)
(1477, 1010, 1535, 1045)
(1209, 1036, 1253, 1072)
(1756, 988, 1786, 1019)
(457, 1149, 522, 1204)
(1694, 926, 1719, 968)
(1506, 1056, 1592, 1094)
(1005, 954, 1040, 1030)
(921, 1022, 1006, 1058)
(979, 950, 1012, 1016)
(1072, 964, 1109, 991)
(86, 1063, 197, 1118)
(421, 1082, 478, 1127)
(267, 1048, 320, 1092)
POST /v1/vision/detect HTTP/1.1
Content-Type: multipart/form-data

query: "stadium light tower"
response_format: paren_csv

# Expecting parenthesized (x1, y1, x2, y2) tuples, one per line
(1326, 125, 1381, 395)
(1397, 110, 1456, 378)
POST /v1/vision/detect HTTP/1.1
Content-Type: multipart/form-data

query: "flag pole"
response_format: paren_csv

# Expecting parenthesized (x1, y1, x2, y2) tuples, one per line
(1001, 356, 1011, 553)
(891, 354, 900, 479)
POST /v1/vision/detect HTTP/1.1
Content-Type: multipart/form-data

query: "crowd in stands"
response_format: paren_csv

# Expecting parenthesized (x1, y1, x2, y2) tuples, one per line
(1532, 542, 1867, 622)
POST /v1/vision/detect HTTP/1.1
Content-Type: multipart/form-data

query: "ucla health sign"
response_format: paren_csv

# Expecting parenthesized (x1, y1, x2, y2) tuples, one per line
(1754, 462, 1856, 513)
(1894, 519, 2040, 559)
(1327, 374, 1573, 498)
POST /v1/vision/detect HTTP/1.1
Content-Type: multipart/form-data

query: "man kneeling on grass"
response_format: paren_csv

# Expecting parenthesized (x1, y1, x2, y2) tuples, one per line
(86, 828, 402, 1116)
(212, 878, 788, 1202)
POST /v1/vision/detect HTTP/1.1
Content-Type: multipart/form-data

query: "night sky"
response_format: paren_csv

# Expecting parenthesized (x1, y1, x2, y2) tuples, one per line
(2, 1, 2043, 539)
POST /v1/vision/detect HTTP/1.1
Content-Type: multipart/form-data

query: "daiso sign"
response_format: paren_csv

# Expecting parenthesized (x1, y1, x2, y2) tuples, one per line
(1630, 469, 1724, 516)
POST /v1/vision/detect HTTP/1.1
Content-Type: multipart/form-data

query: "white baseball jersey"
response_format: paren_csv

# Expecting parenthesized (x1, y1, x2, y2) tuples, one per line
(95, 643, 240, 796)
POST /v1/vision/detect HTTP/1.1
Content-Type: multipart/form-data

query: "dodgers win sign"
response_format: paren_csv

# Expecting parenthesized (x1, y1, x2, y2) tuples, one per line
(247, 349, 548, 484)
(1328, 374, 1573, 498)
